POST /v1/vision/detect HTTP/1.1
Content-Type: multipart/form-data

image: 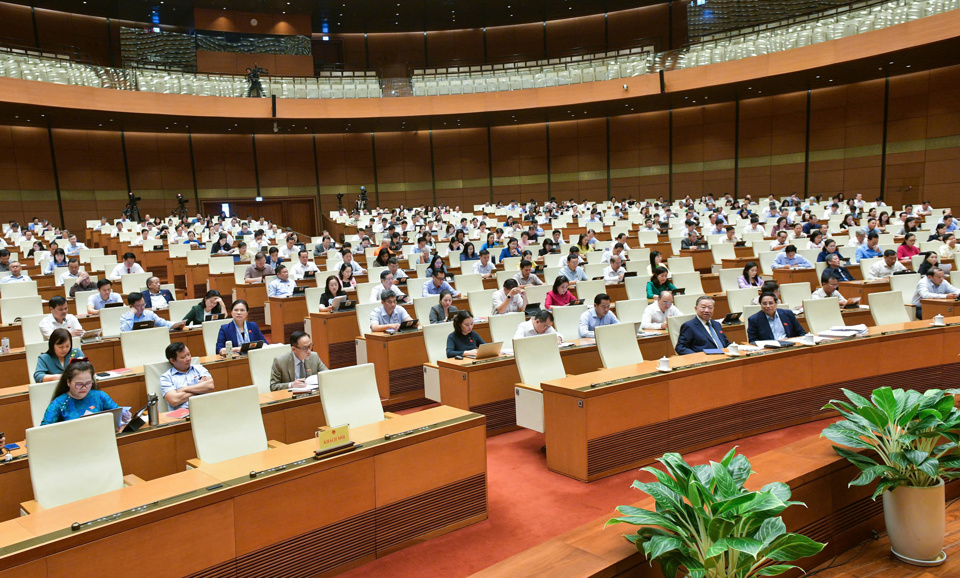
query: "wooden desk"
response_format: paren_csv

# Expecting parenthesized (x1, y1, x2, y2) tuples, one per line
(773, 267, 819, 289)
(838, 279, 891, 305)
(183, 263, 209, 299)
(540, 317, 960, 482)
(207, 272, 238, 301)
(919, 298, 960, 319)
(678, 248, 713, 272)
(266, 295, 308, 343)
(309, 311, 361, 368)
(0, 407, 487, 575)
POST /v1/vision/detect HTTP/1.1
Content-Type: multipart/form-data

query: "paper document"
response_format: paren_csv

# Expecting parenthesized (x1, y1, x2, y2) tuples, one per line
(736, 344, 762, 352)
(831, 324, 867, 332)
(559, 341, 577, 348)
(754, 340, 782, 348)
(818, 330, 859, 338)
(637, 331, 660, 338)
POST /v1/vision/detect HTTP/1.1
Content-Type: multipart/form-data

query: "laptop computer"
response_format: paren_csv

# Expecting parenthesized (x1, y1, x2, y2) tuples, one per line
(472, 341, 503, 360)
(239, 340, 265, 354)
(132, 320, 154, 331)
(397, 319, 419, 332)
(80, 329, 102, 344)
(292, 285, 307, 296)
(721, 312, 742, 325)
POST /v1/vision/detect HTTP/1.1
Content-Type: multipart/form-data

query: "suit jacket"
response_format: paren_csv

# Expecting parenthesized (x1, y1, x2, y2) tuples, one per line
(215, 321, 268, 354)
(269, 350, 328, 391)
(823, 265, 854, 282)
(143, 289, 175, 309)
(746, 309, 806, 343)
(675, 318, 731, 355)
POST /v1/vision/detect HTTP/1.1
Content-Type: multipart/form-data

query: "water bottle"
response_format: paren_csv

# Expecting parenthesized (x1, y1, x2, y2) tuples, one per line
(147, 393, 159, 426)
(1, 338, 8, 354)
(225, 340, 233, 359)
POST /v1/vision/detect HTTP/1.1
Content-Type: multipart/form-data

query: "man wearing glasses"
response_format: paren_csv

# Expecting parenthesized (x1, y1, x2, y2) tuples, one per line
(269, 330, 328, 391)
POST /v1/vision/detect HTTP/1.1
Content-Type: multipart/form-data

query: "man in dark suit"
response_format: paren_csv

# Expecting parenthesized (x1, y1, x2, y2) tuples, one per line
(822, 253, 855, 282)
(747, 292, 806, 343)
(142, 276, 175, 309)
(675, 296, 731, 355)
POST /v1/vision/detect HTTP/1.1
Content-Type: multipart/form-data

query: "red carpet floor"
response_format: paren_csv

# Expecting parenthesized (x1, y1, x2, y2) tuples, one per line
(341, 418, 836, 577)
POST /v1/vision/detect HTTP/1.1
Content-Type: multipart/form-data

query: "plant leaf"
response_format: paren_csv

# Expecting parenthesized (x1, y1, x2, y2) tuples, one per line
(833, 446, 880, 471)
(754, 517, 787, 547)
(918, 457, 941, 480)
(755, 564, 800, 576)
(643, 535, 684, 560)
(904, 449, 928, 466)
(841, 388, 873, 408)
(728, 454, 753, 487)
(760, 482, 792, 503)
(763, 533, 826, 561)
(704, 537, 764, 559)
(712, 461, 738, 499)
(871, 387, 898, 422)
(607, 509, 686, 535)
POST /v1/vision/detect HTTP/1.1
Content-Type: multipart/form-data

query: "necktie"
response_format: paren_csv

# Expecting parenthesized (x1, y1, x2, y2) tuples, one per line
(707, 322, 723, 349)
(127, 268, 131, 274)
(297, 360, 305, 380)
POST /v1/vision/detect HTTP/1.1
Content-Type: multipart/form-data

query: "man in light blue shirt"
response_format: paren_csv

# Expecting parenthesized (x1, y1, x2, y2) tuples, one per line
(578, 293, 620, 338)
(0, 261, 31, 283)
(267, 265, 296, 297)
(369, 290, 413, 332)
(855, 232, 883, 262)
(559, 254, 588, 284)
(911, 268, 960, 318)
(942, 214, 958, 233)
(159, 342, 214, 411)
(119, 292, 186, 332)
(771, 246, 813, 269)
(422, 270, 460, 297)
(86, 278, 123, 314)
(64, 234, 86, 256)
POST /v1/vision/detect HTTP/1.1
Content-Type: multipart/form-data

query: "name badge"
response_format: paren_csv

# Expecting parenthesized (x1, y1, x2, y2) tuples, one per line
(317, 424, 351, 451)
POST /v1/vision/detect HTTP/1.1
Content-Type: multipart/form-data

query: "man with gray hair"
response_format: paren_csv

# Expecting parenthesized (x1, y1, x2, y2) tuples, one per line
(142, 276, 175, 309)
(674, 295, 730, 355)
(846, 228, 867, 248)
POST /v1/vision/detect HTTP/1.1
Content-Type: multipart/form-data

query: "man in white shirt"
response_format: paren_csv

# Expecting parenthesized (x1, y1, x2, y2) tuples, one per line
(38, 296, 85, 339)
(278, 237, 298, 260)
(267, 265, 296, 298)
(341, 250, 366, 275)
(513, 310, 560, 341)
(58, 258, 81, 287)
(472, 250, 495, 278)
(741, 217, 765, 236)
(602, 255, 627, 283)
(769, 231, 789, 252)
(846, 228, 867, 248)
(109, 253, 144, 280)
(0, 261, 30, 283)
(640, 290, 682, 330)
(867, 250, 908, 280)
(811, 273, 858, 307)
(601, 243, 625, 264)
(912, 267, 960, 318)
(290, 250, 320, 281)
(938, 234, 957, 261)
(491, 279, 527, 315)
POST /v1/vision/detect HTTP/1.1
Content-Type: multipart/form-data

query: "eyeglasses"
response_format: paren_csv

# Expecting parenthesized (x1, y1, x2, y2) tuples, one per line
(72, 381, 94, 388)
(296, 344, 313, 352)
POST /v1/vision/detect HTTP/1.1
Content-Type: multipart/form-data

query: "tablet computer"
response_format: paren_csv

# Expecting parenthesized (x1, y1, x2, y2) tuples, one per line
(398, 319, 419, 332)
(103, 301, 124, 309)
(292, 285, 307, 296)
(132, 320, 154, 330)
(721, 312, 742, 325)
(473, 341, 502, 360)
(80, 329, 102, 343)
(240, 340, 264, 354)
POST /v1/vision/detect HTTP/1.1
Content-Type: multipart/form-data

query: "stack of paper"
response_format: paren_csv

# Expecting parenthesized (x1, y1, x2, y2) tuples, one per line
(291, 374, 319, 394)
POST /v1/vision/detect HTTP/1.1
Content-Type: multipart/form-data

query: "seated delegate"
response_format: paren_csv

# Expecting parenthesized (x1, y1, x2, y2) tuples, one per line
(446, 311, 486, 358)
(215, 300, 268, 355)
(578, 293, 619, 338)
(675, 296, 730, 355)
(87, 278, 123, 314)
(34, 328, 84, 383)
(182, 290, 226, 326)
(746, 293, 806, 343)
(142, 277, 175, 309)
(513, 310, 560, 341)
(40, 360, 129, 425)
(119, 292, 187, 332)
(428, 290, 459, 324)
(640, 291, 682, 330)
(269, 331, 328, 391)
(38, 295, 85, 340)
(159, 342, 214, 411)
(369, 290, 413, 332)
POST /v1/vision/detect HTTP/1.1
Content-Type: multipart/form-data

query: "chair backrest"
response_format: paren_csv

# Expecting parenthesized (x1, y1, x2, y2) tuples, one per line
(667, 256, 694, 273)
(413, 296, 437, 323)
(233, 264, 249, 284)
(74, 289, 98, 312)
(78, 247, 104, 264)
(406, 277, 428, 298)
(356, 302, 381, 335)
(494, 269, 515, 287)
(423, 322, 454, 363)
(614, 299, 648, 324)
(90, 255, 118, 272)
(20, 313, 46, 346)
(624, 276, 646, 300)
(583, 263, 606, 280)
(742, 304, 762, 334)
(711, 243, 736, 264)
(208, 257, 235, 275)
(467, 289, 495, 318)
(489, 312, 524, 343)
(869, 290, 911, 325)
(247, 343, 290, 394)
(120, 327, 171, 368)
(552, 304, 588, 342)
(671, 272, 704, 295)
(120, 272, 152, 294)
(27, 379, 56, 424)
(99, 305, 127, 338)
(304, 287, 325, 315)
(725, 287, 760, 314)
(501, 256, 522, 271)
(718, 268, 742, 293)
(858, 257, 883, 279)
(780, 282, 812, 309)
(575, 280, 606, 307)
(0, 280, 38, 298)
(0, 296, 42, 324)
(524, 283, 549, 307)
(190, 385, 268, 464)
(26, 413, 124, 509)
(454, 273, 484, 296)
(802, 297, 844, 335)
(186, 251, 210, 266)
(595, 323, 643, 369)
(674, 292, 705, 314)
(758, 251, 778, 276)
(144, 360, 174, 413)
(889, 272, 922, 305)
(356, 281, 378, 305)
(667, 313, 697, 350)
(168, 298, 201, 324)
(317, 364, 384, 428)
(513, 333, 566, 387)
(202, 318, 231, 356)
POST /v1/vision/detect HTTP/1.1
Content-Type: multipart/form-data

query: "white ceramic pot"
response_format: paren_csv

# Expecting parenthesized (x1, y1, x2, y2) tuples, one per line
(882, 480, 946, 565)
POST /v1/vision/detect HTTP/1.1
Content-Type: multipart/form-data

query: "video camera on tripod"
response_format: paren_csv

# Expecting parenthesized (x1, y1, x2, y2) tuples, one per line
(356, 186, 368, 212)
(175, 193, 189, 221)
(124, 192, 142, 222)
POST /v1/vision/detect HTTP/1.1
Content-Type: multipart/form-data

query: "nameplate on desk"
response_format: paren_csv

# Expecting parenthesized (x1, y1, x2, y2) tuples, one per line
(317, 424, 351, 451)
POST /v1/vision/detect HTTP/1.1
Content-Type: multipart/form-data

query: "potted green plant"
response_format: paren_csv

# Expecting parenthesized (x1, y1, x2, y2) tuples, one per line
(822, 386, 960, 565)
(607, 449, 825, 577)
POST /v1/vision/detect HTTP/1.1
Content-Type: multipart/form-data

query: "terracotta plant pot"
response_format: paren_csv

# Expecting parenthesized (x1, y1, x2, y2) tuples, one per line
(882, 480, 946, 565)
